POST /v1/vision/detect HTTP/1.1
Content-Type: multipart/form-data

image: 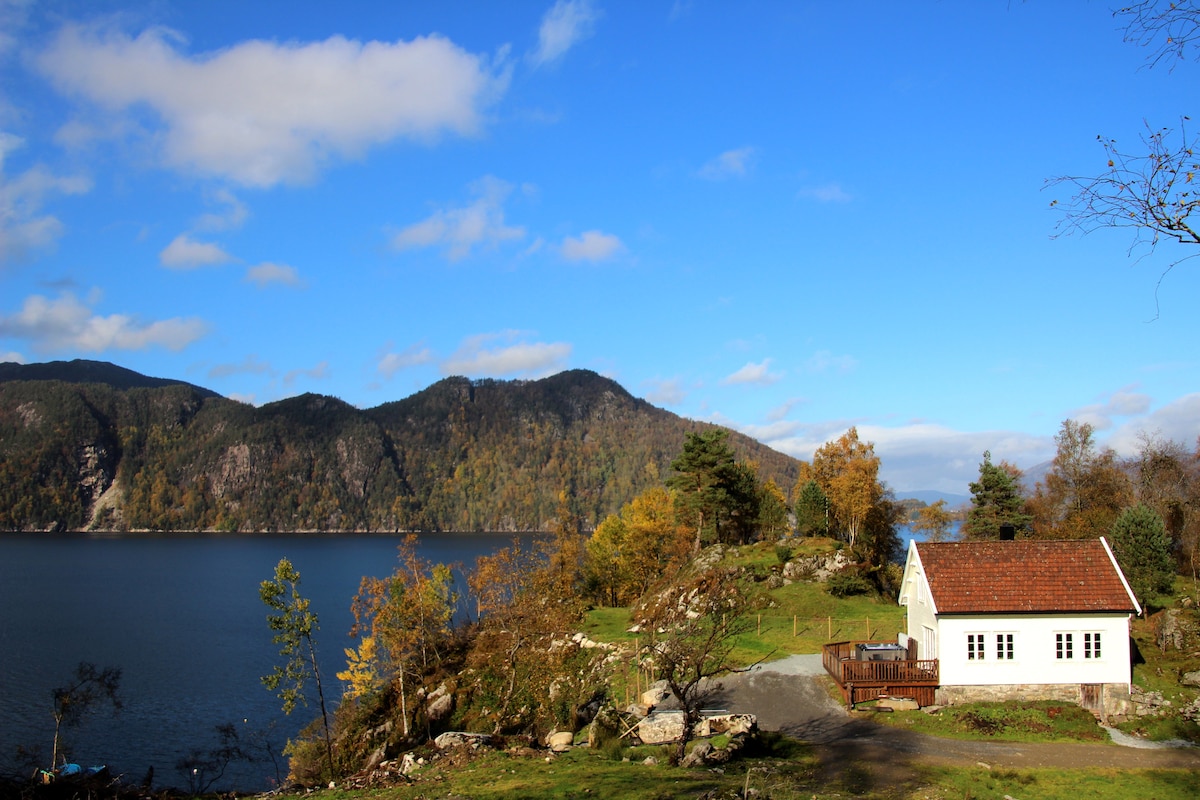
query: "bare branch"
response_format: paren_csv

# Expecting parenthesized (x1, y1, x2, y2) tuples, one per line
(1116, 1, 1200, 70)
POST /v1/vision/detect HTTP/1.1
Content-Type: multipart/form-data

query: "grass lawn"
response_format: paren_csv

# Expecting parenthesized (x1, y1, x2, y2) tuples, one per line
(862, 700, 1110, 743)
(302, 743, 1200, 800)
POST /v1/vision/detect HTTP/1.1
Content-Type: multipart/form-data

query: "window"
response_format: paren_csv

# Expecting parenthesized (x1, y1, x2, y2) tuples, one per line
(996, 633, 1014, 660)
(1084, 632, 1102, 659)
(1056, 632, 1074, 660)
(967, 633, 986, 660)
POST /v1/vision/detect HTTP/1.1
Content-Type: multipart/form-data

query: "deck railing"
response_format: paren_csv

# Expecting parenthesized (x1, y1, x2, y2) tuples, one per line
(821, 641, 939, 706)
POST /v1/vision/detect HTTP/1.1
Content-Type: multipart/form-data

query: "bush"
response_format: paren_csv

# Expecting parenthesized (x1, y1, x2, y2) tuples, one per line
(774, 543, 794, 565)
(826, 572, 872, 598)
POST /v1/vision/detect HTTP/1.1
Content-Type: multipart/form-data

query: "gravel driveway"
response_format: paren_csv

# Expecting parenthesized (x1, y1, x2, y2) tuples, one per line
(700, 656, 1200, 773)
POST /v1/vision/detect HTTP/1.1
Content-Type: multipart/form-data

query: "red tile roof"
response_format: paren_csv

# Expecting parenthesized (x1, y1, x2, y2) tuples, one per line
(916, 539, 1137, 615)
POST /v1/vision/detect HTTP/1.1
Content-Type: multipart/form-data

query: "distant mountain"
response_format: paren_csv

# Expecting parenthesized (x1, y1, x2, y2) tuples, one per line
(0, 362, 801, 533)
(896, 490, 971, 508)
(0, 358, 221, 398)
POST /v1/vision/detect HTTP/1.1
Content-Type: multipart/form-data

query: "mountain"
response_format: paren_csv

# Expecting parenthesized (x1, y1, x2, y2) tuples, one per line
(895, 490, 971, 508)
(0, 358, 221, 398)
(0, 362, 801, 533)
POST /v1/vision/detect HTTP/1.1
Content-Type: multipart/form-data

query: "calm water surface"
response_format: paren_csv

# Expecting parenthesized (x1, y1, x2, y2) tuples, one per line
(0, 532, 525, 790)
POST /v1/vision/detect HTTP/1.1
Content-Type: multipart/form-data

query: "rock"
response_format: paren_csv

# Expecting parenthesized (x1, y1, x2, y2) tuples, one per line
(783, 550, 851, 582)
(641, 680, 671, 707)
(1157, 609, 1191, 652)
(625, 703, 652, 718)
(641, 756, 658, 766)
(427, 688, 454, 723)
(696, 714, 757, 738)
(680, 741, 712, 768)
(434, 731, 494, 750)
(1181, 670, 1200, 688)
(877, 697, 920, 712)
(400, 753, 418, 775)
(547, 731, 574, 752)
(638, 712, 686, 744)
(588, 707, 625, 747)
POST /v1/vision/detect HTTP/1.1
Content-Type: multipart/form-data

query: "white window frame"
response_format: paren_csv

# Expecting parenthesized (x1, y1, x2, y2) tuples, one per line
(966, 633, 986, 661)
(995, 632, 1015, 661)
(1055, 632, 1074, 660)
(1083, 631, 1102, 660)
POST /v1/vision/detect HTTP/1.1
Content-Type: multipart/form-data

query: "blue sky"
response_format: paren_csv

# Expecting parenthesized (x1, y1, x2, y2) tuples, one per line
(2, 1, 1198, 495)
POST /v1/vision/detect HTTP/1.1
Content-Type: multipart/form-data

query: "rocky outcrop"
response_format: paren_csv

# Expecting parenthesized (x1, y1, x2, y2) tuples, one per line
(783, 549, 851, 582)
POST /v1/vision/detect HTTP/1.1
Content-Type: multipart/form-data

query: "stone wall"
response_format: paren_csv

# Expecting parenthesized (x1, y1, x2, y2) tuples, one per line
(935, 682, 1133, 720)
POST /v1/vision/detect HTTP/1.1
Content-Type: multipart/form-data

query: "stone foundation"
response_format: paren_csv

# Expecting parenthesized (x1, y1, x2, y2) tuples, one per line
(935, 683, 1133, 721)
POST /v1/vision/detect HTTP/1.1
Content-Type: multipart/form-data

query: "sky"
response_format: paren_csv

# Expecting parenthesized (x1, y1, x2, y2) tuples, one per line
(1, 0, 1198, 496)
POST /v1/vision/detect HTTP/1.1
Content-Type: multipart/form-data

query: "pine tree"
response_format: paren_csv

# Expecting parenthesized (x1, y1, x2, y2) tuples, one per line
(963, 451, 1032, 540)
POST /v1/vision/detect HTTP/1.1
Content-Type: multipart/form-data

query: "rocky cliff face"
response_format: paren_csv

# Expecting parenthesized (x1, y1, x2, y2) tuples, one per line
(0, 363, 801, 533)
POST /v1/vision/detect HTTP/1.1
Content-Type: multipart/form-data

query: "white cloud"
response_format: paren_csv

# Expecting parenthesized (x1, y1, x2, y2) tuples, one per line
(721, 359, 782, 386)
(195, 188, 248, 231)
(1071, 387, 1152, 431)
(207, 354, 274, 379)
(245, 262, 303, 288)
(38, 24, 510, 187)
(378, 343, 434, 378)
(530, 0, 599, 66)
(644, 377, 686, 406)
(766, 397, 804, 422)
(390, 176, 525, 260)
(285, 361, 330, 385)
(0, 292, 207, 352)
(442, 331, 570, 378)
(1, 350, 25, 363)
(561, 229, 622, 262)
(0, 134, 91, 263)
(804, 349, 857, 373)
(1104, 393, 1200, 455)
(159, 233, 234, 269)
(798, 183, 852, 203)
(699, 146, 755, 180)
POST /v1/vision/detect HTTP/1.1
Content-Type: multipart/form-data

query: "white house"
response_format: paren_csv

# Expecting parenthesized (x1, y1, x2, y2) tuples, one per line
(898, 537, 1142, 718)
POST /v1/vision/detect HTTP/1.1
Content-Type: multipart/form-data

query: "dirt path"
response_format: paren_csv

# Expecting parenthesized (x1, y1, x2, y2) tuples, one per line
(704, 656, 1200, 772)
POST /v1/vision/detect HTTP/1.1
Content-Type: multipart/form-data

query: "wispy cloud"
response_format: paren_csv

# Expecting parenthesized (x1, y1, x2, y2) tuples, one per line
(1070, 386, 1152, 431)
(560, 229, 623, 262)
(798, 182, 852, 203)
(441, 331, 570, 378)
(207, 354, 274, 379)
(699, 146, 756, 180)
(0, 134, 91, 263)
(195, 188, 249, 231)
(390, 176, 525, 261)
(159, 233, 234, 269)
(529, 0, 599, 67)
(721, 359, 782, 386)
(378, 343, 434, 378)
(0, 291, 206, 353)
(284, 361, 330, 385)
(643, 377, 686, 406)
(805, 349, 857, 373)
(244, 262, 304, 288)
(38, 24, 510, 186)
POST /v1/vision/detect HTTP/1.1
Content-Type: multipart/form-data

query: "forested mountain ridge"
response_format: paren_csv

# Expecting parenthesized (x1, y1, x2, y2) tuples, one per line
(0, 361, 801, 532)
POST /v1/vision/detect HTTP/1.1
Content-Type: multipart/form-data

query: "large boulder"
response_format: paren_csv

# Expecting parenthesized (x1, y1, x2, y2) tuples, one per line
(546, 731, 574, 752)
(641, 680, 671, 708)
(637, 712, 686, 744)
(433, 731, 494, 750)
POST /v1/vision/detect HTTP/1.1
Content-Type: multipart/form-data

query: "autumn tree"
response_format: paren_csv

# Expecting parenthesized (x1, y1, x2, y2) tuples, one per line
(260, 558, 333, 780)
(1030, 421, 1133, 539)
(757, 477, 790, 539)
(809, 427, 882, 549)
(583, 486, 691, 606)
(962, 451, 1032, 540)
(49, 662, 122, 770)
(792, 479, 829, 537)
(1133, 433, 1200, 573)
(348, 535, 457, 737)
(912, 499, 955, 543)
(633, 567, 755, 765)
(466, 537, 596, 735)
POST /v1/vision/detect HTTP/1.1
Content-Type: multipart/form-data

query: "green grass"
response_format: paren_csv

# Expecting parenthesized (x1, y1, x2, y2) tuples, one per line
(919, 765, 1200, 800)
(302, 746, 1200, 800)
(864, 700, 1109, 743)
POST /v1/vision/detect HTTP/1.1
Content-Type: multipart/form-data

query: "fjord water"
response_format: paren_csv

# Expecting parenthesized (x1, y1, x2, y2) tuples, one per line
(0, 532, 520, 791)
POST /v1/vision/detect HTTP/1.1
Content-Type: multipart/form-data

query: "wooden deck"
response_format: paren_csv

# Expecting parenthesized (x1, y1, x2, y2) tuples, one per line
(822, 641, 939, 707)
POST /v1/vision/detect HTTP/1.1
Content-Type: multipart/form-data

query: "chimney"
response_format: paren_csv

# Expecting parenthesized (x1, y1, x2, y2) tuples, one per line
(999, 524, 1015, 541)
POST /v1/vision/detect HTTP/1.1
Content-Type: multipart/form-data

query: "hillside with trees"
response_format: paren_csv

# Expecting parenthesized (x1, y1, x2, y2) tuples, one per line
(0, 360, 800, 533)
